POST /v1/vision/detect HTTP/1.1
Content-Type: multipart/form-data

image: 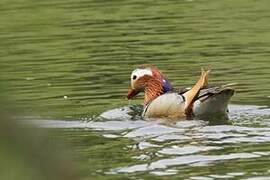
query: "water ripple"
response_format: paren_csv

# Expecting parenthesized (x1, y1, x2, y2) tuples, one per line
(23, 104, 270, 177)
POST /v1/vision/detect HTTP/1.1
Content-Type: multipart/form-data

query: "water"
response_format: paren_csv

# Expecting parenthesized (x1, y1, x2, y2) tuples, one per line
(1, 0, 270, 179)
(24, 105, 270, 179)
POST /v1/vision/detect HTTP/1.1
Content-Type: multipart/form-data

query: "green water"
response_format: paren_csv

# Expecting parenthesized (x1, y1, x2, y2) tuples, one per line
(1, 0, 270, 179)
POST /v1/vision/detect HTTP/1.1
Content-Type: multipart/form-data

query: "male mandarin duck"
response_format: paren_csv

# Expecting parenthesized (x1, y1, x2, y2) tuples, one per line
(127, 65, 234, 120)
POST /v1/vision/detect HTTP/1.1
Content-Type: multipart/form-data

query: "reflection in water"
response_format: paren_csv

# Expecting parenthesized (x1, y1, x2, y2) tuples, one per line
(116, 153, 262, 173)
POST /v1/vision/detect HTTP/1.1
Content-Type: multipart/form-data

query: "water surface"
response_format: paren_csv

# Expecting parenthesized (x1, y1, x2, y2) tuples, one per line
(1, 0, 270, 179)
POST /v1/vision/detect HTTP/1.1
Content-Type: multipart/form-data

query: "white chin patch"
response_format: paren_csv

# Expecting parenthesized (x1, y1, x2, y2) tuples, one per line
(131, 68, 153, 80)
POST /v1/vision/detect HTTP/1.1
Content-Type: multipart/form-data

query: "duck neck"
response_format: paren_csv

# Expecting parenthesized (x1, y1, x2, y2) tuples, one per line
(144, 79, 163, 106)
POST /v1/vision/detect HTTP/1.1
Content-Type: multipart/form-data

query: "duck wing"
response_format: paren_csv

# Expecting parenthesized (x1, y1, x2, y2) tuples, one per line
(182, 69, 210, 114)
(176, 85, 235, 118)
(176, 84, 235, 100)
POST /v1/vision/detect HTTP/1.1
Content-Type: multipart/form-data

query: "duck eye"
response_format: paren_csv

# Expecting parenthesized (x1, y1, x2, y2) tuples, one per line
(132, 75, 137, 80)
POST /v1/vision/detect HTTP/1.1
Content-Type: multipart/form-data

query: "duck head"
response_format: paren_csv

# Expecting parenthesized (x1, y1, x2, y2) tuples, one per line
(127, 65, 173, 105)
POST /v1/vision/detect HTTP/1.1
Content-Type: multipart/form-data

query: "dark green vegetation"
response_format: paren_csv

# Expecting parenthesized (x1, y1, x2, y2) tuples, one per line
(1, 0, 270, 179)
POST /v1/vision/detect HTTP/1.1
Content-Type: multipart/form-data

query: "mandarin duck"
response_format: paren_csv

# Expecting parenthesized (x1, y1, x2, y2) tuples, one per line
(127, 65, 234, 120)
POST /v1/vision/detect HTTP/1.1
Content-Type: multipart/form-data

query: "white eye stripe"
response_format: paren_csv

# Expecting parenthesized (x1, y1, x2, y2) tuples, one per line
(131, 68, 153, 80)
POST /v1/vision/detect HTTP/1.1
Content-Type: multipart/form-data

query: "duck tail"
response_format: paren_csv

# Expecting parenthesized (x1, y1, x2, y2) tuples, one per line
(183, 69, 210, 114)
